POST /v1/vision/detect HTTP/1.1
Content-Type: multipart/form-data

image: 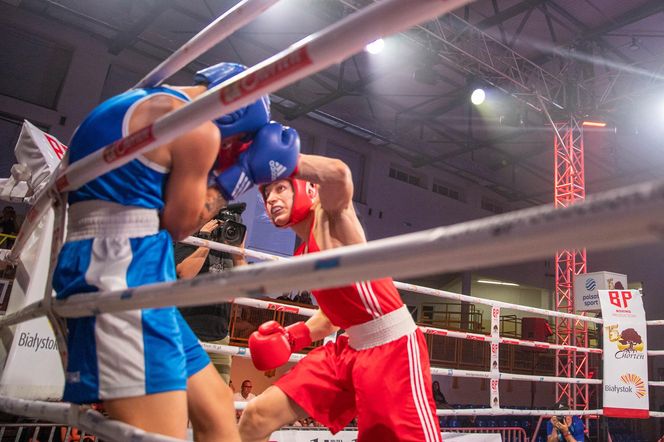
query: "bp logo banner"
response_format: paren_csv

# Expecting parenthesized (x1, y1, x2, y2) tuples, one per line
(599, 290, 649, 418)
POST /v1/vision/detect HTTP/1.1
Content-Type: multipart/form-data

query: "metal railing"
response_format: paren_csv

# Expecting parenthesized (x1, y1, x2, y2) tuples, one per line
(0, 234, 16, 250)
(0, 422, 98, 442)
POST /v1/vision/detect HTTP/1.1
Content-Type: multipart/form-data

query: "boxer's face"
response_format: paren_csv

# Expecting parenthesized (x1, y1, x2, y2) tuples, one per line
(263, 180, 293, 227)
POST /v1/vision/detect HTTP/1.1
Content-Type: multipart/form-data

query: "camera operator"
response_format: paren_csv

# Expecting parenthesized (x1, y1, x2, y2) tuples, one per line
(547, 403, 585, 442)
(174, 203, 248, 384)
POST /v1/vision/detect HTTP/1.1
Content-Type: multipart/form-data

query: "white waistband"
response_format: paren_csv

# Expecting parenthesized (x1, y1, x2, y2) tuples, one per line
(66, 200, 160, 241)
(345, 305, 417, 350)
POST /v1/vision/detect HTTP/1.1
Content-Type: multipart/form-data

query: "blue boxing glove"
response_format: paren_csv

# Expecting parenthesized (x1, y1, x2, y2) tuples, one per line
(194, 62, 270, 139)
(213, 122, 300, 200)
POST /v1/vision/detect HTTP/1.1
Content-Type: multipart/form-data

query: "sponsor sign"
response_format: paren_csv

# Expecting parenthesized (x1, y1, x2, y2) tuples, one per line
(220, 47, 312, 106)
(490, 378, 500, 409)
(266, 303, 300, 314)
(102, 125, 155, 164)
(599, 289, 649, 418)
(0, 207, 64, 399)
(574, 271, 627, 311)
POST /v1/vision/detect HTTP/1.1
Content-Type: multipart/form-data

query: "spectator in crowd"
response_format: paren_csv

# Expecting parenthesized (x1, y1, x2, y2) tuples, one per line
(432, 380, 448, 407)
(276, 293, 292, 302)
(547, 403, 585, 442)
(432, 379, 452, 428)
(233, 380, 257, 403)
(294, 290, 313, 305)
(174, 216, 247, 384)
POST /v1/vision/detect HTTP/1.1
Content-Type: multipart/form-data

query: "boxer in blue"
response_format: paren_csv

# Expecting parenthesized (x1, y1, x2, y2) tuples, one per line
(52, 63, 300, 440)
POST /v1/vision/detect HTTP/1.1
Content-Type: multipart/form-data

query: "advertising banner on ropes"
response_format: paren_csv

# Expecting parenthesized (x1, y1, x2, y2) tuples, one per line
(0, 206, 64, 399)
(0, 120, 68, 203)
(599, 289, 649, 418)
(0, 122, 67, 399)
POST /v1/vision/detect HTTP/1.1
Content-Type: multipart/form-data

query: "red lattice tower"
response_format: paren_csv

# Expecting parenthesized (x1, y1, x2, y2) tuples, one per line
(554, 117, 589, 410)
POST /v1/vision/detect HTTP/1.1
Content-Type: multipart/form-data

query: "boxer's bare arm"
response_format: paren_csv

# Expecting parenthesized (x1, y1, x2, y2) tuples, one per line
(163, 123, 223, 240)
(128, 92, 224, 240)
(304, 308, 339, 341)
(295, 154, 353, 213)
(295, 154, 366, 249)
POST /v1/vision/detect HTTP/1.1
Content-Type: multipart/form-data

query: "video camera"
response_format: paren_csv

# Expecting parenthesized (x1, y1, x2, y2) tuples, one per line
(210, 202, 247, 246)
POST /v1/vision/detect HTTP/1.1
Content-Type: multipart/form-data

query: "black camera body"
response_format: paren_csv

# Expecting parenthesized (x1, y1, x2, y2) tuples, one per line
(210, 202, 247, 246)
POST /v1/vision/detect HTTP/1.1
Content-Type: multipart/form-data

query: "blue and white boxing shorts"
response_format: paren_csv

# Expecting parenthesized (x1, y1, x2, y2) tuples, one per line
(53, 201, 210, 404)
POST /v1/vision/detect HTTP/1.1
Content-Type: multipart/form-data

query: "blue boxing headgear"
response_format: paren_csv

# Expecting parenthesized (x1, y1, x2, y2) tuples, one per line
(194, 62, 270, 139)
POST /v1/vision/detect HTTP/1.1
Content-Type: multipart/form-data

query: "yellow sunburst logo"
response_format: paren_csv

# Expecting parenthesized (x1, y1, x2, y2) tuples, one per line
(620, 373, 646, 398)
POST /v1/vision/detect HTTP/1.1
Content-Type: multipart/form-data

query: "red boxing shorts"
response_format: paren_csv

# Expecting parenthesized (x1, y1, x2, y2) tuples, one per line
(275, 306, 442, 442)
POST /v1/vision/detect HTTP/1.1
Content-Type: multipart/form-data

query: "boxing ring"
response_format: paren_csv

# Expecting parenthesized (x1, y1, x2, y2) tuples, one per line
(1, 0, 664, 440)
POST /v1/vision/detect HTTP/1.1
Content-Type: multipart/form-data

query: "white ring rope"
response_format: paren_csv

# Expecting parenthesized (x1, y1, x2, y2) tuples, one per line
(233, 297, 316, 316)
(9, 0, 475, 262)
(205, 343, 602, 386)
(0, 396, 181, 442)
(182, 236, 282, 261)
(418, 326, 601, 354)
(235, 295, 601, 354)
(204, 239, 664, 358)
(3, 179, 664, 333)
(185, 237, 602, 322)
(135, 0, 281, 88)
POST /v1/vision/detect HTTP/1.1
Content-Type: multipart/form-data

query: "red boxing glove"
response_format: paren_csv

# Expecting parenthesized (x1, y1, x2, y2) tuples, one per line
(214, 139, 252, 172)
(249, 321, 312, 371)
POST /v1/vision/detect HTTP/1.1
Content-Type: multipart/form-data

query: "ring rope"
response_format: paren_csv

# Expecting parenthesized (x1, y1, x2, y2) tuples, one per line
(205, 343, 602, 386)
(0, 396, 181, 441)
(184, 237, 602, 323)
(135, 0, 280, 88)
(3, 179, 663, 342)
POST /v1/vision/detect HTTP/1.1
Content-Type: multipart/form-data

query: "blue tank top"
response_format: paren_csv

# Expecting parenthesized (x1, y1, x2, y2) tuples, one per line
(67, 87, 189, 209)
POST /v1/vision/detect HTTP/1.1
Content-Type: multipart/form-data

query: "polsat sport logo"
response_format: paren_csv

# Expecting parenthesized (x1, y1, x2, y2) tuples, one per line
(585, 278, 597, 291)
(620, 373, 646, 398)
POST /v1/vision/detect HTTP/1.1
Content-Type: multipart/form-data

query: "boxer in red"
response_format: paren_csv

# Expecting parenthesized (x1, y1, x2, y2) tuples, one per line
(238, 154, 442, 442)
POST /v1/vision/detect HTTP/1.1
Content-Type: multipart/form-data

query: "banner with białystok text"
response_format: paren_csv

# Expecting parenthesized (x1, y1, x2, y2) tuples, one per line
(599, 289, 649, 418)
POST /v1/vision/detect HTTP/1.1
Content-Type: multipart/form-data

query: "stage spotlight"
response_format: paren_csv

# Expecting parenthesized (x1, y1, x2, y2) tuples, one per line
(582, 120, 607, 128)
(365, 38, 385, 55)
(471, 88, 486, 105)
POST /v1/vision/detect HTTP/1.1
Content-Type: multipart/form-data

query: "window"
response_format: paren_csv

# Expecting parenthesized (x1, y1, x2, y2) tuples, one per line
(0, 27, 72, 109)
(388, 163, 427, 189)
(432, 180, 464, 202)
(481, 198, 504, 214)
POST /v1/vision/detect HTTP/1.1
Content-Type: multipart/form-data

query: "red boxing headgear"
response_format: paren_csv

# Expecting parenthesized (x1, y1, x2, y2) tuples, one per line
(261, 178, 317, 228)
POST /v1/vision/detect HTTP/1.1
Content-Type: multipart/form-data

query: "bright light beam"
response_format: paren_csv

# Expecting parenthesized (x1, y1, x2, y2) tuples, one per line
(471, 88, 486, 105)
(365, 38, 385, 54)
